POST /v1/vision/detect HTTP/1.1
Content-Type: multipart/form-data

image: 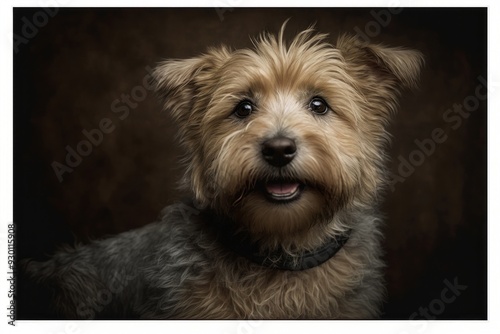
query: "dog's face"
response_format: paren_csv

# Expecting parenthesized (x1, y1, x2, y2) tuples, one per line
(154, 27, 423, 238)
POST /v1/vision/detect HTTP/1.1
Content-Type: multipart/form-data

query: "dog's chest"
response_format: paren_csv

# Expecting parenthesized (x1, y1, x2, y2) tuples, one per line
(173, 255, 365, 319)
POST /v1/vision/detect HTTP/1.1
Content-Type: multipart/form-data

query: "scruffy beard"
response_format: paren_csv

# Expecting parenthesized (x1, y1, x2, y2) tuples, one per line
(200, 165, 353, 246)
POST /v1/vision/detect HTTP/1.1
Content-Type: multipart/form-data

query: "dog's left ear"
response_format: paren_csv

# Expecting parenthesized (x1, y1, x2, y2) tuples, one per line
(337, 35, 424, 90)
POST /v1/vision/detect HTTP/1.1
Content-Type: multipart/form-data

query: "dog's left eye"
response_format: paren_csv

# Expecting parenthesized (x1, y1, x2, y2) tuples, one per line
(233, 101, 254, 118)
(309, 97, 329, 115)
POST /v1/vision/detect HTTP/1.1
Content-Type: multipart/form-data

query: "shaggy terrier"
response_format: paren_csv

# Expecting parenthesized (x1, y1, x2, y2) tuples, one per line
(23, 24, 423, 319)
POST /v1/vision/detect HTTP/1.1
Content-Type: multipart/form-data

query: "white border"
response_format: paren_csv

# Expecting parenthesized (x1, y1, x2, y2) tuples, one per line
(2, 1, 498, 334)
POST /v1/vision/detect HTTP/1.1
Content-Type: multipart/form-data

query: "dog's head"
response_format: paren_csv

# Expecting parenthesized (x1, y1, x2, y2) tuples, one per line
(153, 25, 423, 239)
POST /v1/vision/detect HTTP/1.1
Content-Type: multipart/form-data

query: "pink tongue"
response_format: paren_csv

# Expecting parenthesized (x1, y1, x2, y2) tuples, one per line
(265, 182, 299, 195)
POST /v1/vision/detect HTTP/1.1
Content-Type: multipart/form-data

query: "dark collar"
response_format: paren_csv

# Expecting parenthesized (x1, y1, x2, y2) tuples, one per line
(215, 219, 351, 271)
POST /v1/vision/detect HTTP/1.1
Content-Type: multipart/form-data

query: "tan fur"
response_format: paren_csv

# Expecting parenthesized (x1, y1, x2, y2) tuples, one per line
(164, 213, 384, 319)
(151, 24, 423, 318)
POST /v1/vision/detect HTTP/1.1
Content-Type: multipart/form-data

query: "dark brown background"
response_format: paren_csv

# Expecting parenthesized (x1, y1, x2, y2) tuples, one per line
(14, 8, 487, 319)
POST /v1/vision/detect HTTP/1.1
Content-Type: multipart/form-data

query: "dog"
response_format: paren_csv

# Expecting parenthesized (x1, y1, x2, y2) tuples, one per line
(22, 24, 423, 319)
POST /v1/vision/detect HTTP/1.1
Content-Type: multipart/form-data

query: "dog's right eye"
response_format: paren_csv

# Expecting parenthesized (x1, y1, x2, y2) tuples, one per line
(233, 101, 254, 118)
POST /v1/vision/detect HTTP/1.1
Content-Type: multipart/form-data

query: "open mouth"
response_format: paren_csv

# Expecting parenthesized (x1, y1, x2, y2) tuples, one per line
(260, 180, 305, 203)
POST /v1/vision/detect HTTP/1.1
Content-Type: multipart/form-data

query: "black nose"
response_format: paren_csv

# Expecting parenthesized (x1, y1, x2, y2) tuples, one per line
(261, 136, 297, 167)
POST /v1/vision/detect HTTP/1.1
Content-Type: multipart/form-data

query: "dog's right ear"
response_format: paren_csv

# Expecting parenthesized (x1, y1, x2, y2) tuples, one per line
(152, 47, 231, 122)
